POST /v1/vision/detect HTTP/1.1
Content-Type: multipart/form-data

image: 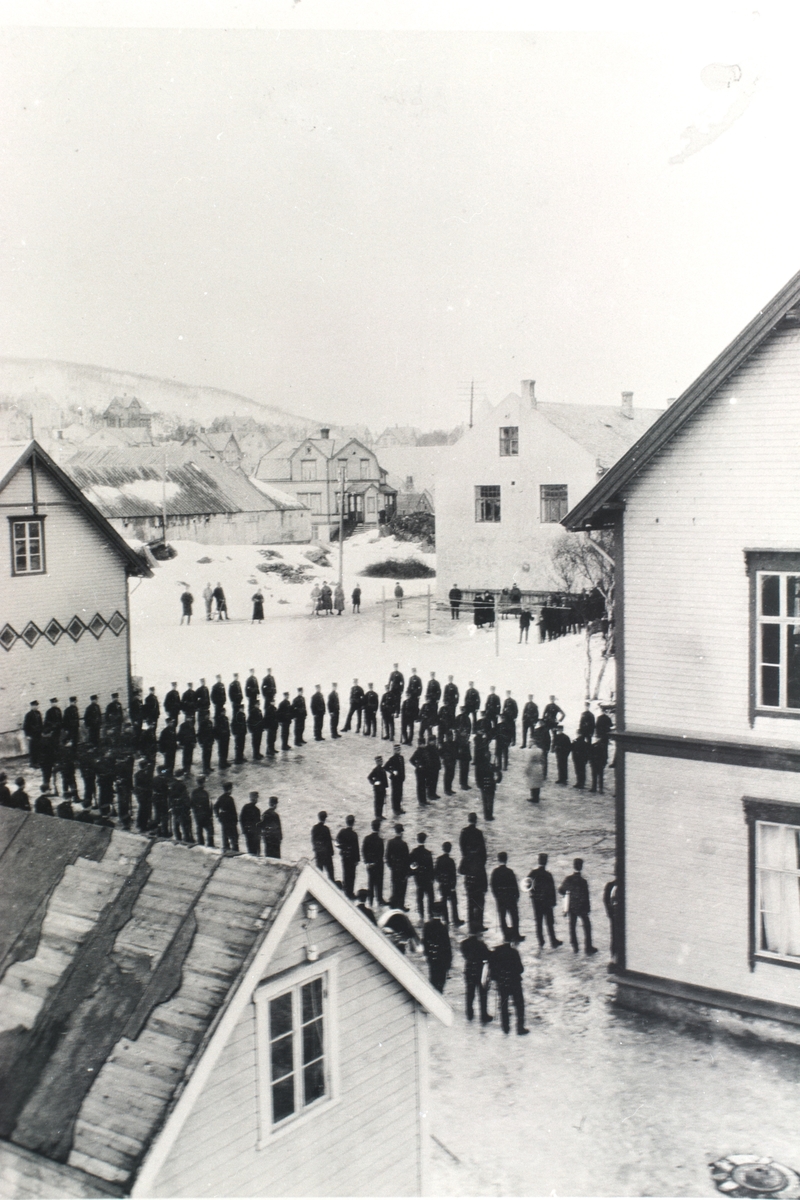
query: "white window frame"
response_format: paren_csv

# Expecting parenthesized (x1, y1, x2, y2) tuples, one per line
(499, 426, 519, 456)
(254, 956, 339, 1145)
(9, 517, 46, 576)
(754, 818, 800, 965)
(475, 485, 501, 523)
(755, 569, 800, 713)
(359, 458, 371, 480)
(300, 459, 317, 482)
(540, 484, 569, 524)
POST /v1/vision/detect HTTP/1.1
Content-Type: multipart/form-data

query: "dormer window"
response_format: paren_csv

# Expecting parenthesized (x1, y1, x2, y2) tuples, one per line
(301, 459, 317, 482)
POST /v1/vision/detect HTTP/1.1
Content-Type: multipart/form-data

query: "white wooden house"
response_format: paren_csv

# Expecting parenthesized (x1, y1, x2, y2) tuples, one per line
(0, 441, 149, 747)
(565, 267, 800, 1034)
(0, 810, 451, 1198)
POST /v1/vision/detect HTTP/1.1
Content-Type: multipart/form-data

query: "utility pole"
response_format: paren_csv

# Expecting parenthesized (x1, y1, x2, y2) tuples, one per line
(338, 466, 346, 589)
(382, 587, 386, 643)
(495, 601, 500, 657)
(469, 379, 474, 429)
(162, 451, 168, 543)
(426, 584, 431, 634)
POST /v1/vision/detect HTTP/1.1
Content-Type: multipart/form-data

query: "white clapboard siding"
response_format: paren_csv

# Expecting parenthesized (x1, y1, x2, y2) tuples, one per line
(151, 905, 420, 1198)
(623, 324, 800, 744)
(626, 751, 800, 1009)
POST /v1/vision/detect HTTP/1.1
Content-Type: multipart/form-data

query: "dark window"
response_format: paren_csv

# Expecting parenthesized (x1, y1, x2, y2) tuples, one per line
(264, 974, 327, 1129)
(499, 426, 519, 456)
(756, 569, 800, 711)
(475, 485, 501, 523)
(10, 518, 45, 575)
(540, 485, 568, 524)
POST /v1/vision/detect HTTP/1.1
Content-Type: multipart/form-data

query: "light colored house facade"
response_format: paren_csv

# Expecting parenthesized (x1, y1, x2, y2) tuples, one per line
(102, 396, 152, 432)
(0, 814, 451, 1198)
(181, 431, 244, 470)
(565, 268, 800, 1032)
(0, 441, 149, 743)
(436, 381, 659, 596)
(255, 429, 396, 541)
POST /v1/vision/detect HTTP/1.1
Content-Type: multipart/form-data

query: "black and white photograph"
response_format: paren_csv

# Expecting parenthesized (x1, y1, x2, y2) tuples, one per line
(2, 2, 800, 1197)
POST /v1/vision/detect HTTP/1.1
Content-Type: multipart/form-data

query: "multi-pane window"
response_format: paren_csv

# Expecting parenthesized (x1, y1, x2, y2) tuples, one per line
(499, 426, 519, 456)
(540, 484, 569, 524)
(755, 820, 800, 962)
(756, 571, 800, 710)
(300, 459, 317, 482)
(360, 459, 370, 480)
(475, 485, 501, 523)
(10, 519, 45, 575)
(265, 976, 326, 1128)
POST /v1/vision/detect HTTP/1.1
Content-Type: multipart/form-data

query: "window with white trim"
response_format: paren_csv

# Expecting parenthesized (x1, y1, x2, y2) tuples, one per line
(475, 485, 500, 523)
(756, 818, 800, 962)
(10, 518, 45, 575)
(255, 963, 336, 1138)
(499, 426, 518, 456)
(756, 570, 800, 710)
(300, 459, 317, 482)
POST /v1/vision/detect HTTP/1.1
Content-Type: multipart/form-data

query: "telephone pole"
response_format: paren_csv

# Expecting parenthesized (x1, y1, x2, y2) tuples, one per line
(338, 466, 346, 589)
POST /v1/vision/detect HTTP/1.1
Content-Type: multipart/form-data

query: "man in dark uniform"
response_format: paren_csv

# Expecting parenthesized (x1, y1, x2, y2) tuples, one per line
(424, 736, 441, 801)
(426, 672, 442, 707)
(571, 734, 591, 790)
(170, 776, 194, 843)
(336, 814, 360, 899)
(596, 707, 614, 742)
(388, 663, 404, 715)
(521, 695, 539, 748)
(190, 776, 214, 846)
(434, 841, 462, 927)
(327, 684, 340, 738)
(130, 690, 144, 743)
(385, 744, 406, 815)
(159, 719, 178, 775)
(210, 675, 227, 715)
(423, 903, 451, 993)
(198, 712, 216, 773)
(449, 584, 463, 619)
(177, 716, 196, 775)
(79, 745, 97, 807)
(553, 725, 572, 784)
(58, 740, 78, 801)
(542, 694, 565, 730)
(83, 695, 102, 747)
(436, 703, 452, 749)
(56, 796, 75, 820)
(461, 932, 492, 1023)
(239, 791, 262, 856)
(464, 682, 481, 733)
(400, 693, 418, 746)
(151, 767, 171, 837)
(483, 687, 501, 728)
(214, 782, 239, 852)
(488, 941, 529, 1035)
(195, 678, 210, 718)
(164, 682, 182, 724)
(443, 675, 459, 713)
(44, 697, 63, 739)
(143, 686, 160, 731)
(228, 673, 243, 710)
(292, 688, 307, 746)
(343, 679, 365, 733)
(459, 813, 488, 932)
(181, 684, 197, 723)
(441, 735, 457, 796)
(39, 725, 59, 792)
(559, 858, 598, 954)
(245, 670, 260, 708)
(368, 755, 388, 822)
(105, 693, 124, 740)
(63, 697, 80, 748)
(134, 759, 153, 831)
(502, 692, 518, 744)
(589, 736, 608, 793)
(494, 717, 512, 773)
(248, 702, 264, 759)
(311, 811, 336, 880)
(363, 684, 379, 737)
(231, 705, 248, 763)
(409, 831, 435, 922)
(261, 669, 277, 706)
(380, 687, 395, 741)
(263, 700, 278, 757)
(23, 700, 43, 768)
(32, 785, 51, 814)
(578, 701, 596, 739)
(362, 819, 385, 906)
(456, 727, 472, 790)
(527, 853, 562, 949)
(214, 709, 231, 769)
(310, 685, 326, 741)
(491, 852, 524, 943)
(474, 735, 496, 821)
(277, 693, 293, 750)
(409, 739, 428, 805)
(386, 824, 410, 910)
(261, 796, 282, 858)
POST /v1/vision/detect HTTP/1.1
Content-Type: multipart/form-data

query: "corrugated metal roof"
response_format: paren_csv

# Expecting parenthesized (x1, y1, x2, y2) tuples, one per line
(65, 446, 286, 518)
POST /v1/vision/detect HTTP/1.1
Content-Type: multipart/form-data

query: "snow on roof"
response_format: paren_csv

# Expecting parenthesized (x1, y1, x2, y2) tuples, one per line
(535, 401, 662, 468)
(247, 475, 308, 509)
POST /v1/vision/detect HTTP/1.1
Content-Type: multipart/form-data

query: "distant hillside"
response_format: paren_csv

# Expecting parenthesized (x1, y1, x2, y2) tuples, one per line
(0, 357, 321, 430)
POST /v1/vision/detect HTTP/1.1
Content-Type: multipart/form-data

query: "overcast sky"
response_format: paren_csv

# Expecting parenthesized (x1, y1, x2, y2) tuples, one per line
(2, 7, 800, 428)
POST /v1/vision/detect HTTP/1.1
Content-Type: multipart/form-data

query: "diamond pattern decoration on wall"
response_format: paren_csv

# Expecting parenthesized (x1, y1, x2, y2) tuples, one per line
(21, 621, 42, 648)
(44, 618, 64, 645)
(0, 624, 19, 651)
(106, 610, 127, 636)
(87, 613, 107, 639)
(65, 615, 86, 642)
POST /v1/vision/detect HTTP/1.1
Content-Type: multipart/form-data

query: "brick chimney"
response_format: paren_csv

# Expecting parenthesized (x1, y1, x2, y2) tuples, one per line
(621, 391, 634, 419)
(521, 379, 536, 408)
(320, 427, 330, 439)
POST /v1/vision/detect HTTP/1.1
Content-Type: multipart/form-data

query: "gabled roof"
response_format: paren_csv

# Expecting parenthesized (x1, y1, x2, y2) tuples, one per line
(247, 475, 309, 510)
(64, 446, 286, 519)
(535, 401, 661, 470)
(0, 811, 450, 1197)
(564, 268, 800, 529)
(0, 441, 150, 577)
(202, 432, 240, 454)
(105, 396, 150, 414)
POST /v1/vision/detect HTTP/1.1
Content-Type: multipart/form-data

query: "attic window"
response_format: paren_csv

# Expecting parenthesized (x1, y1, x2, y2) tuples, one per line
(499, 427, 519, 456)
(300, 459, 317, 482)
(9, 518, 46, 576)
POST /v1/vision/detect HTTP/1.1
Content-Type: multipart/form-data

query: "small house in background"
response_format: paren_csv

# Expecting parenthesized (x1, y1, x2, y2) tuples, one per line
(435, 381, 661, 597)
(374, 426, 421, 448)
(101, 396, 153, 434)
(64, 446, 311, 546)
(565, 267, 800, 1037)
(181, 430, 244, 470)
(0, 810, 451, 1198)
(0, 440, 149, 751)
(255, 429, 397, 541)
(396, 477, 435, 517)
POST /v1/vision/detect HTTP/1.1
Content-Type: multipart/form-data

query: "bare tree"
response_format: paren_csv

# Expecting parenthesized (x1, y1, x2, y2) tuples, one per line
(550, 530, 615, 698)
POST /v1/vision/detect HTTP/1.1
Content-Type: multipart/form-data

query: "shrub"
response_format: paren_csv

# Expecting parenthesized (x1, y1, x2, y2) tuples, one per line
(256, 561, 312, 583)
(383, 511, 435, 549)
(360, 558, 435, 579)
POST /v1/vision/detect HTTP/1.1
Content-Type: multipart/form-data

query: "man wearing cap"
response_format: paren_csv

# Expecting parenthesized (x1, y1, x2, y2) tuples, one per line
(261, 669, 277, 707)
(190, 776, 214, 846)
(488, 941, 529, 1035)
(181, 684, 198, 722)
(368, 755, 389, 822)
(143, 686, 160, 731)
(409, 832, 435, 922)
(105, 693, 124, 739)
(195, 679, 210, 718)
(158, 719, 178, 776)
(460, 931, 492, 1023)
(247, 702, 264, 759)
(553, 725, 572, 784)
(291, 688, 307, 746)
(423, 902, 451, 993)
(559, 858, 598, 954)
(311, 811, 335, 881)
(214, 782, 239, 852)
(521, 694, 539, 748)
(197, 711, 215, 773)
(177, 715, 197, 775)
(363, 684, 379, 738)
(239, 791, 262, 856)
(134, 759, 153, 832)
(151, 767, 171, 837)
(385, 744, 406, 816)
(228, 673, 243, 711)
(310, 685, 326, 741)
(214, 708, 231, 769)
(22, 701, 43, 767)
(261, 796, 282, 858)
(164, 682, 182, 724)
(362, 819, 385, 906)
(63, 697, 80, 749)
(169, 776, 194, 843)
(342, 678, 364, 733)
(386, 824, 411, 910)
(277, 693, 293, 751)
(327, 683, 340, 739)
(434, 841, 462, 927)
(83, 695, 102, 747)
(527, 853, 562, 949)
(210, 675, 227, 715)
(43, 698, 62, 738)
(491, 852, 524, 943)
(231, 705, 248, 764)
(463, 681, 480, 733)
(336, 815, 360, 899)
(459, 813, 488, 933)
(245, 670, 260, 708)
